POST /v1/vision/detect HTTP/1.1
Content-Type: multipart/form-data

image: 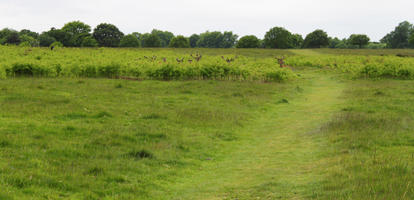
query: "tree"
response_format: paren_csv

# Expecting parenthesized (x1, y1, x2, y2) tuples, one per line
(5, 31, 21, 45)
(197, 31, 224, 48)
(151, 29, 174, 47)
(0, 28, 13, 40)
(141, 33, 162, 47)
(131, 32, 142, 41)
(62, 21, 92, 47)
(303, 29, 329, 48)
(236, 35, 260, 48)
(409, 33, 414, 47)
(189, 34, 200, 48)
(381, 21, 414, 48)
(329, 37, 341, 48)
(169, 36, 190, 48)
(222, 31, 238, 48)
(348, 34, 370, 48)
(46, 28, 71, 46)
(62, 21, 91, 36)
(264, 27, 293, 49)
(19, 35, 39, 47)
(19, 29, 39, 39)
(93, 23, 124, 47)
(120, 34, 140, 47)
(291, 34, 304, 48)
(81, 36, 98, 47)
(39, 32, 56, 47)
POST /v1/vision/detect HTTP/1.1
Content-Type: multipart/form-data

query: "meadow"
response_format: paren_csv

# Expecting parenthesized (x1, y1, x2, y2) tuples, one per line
(0, 46, 414, 199)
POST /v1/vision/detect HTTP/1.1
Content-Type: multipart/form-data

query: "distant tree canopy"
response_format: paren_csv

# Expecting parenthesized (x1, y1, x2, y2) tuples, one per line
(303, 29, 329, 48)
(141, 33, 162, 47)
(169, 35, 190, 48)
(93, 23, 124, 47)
(3, 20, 414, 49)
(19, 29, 39, 39)
(151, 29, 174, 47)
(61, 21, 92, 47)
(38, 32, 56, 47)
(81, 36, 98, 47)
(189, 34, 200, 48)
(348, 34, 370, 48)
(291, 34, 304, 48)
(120, 34, 140, 47)
(264, 27, 294, 49)
(236, 35, 260, 48)
(197, 31, 238, 48)
(409, 33, 414, 47)
(381, 21, 414, 48)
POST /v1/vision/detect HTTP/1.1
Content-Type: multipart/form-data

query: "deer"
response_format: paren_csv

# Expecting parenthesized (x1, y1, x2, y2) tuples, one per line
(191, 53, 202, 62)
(226, 58, 235, 63)
(176, 58, 184, 63)
(276, 56, 286, 68)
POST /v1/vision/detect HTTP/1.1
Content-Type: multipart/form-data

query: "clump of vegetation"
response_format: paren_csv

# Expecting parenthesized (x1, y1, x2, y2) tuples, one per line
(126, 149, 154, 160)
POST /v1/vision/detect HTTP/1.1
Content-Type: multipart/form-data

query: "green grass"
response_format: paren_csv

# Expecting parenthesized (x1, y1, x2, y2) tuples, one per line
(1, 48, 414, 199)
(0, 77, 296, 199)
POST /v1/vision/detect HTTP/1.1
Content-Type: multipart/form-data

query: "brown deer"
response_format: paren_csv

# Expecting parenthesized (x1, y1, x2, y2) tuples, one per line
(276, 56, 286, 68)
(176, 58, 184, 63)
(191, 53, 202, 62)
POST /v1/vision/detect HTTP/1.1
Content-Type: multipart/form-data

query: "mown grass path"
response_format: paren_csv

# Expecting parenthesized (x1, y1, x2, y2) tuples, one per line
(166, 70, 345, 199)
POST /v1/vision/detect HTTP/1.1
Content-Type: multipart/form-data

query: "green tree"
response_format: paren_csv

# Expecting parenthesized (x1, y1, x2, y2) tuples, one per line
(0, 28, 13, 40)
(348, 34, 370, 48)
(19, 35, 39, 47)
(39, 32, 56, 47)
(5, 31, 21, 45)
(329, 37, 341, 48)
(141, 33, 162, 47)
(197, 31, 224, 48)
(131, 32, 142, 41)
(46, 28, 71, 46)
(303, 29, 329, 48)
(264, 27, 293, 49)
(236, 35, 260, 48)
(189, 34, 200, 48)
(381, 21, 413, 48)
(19, 29, 39, 39)
(62, 21, 92, 47)
(291, 34, 304, 48)
(169, 35, 190, 48)
(222, 31, 238, 48)
(151, 29, 174, 47)
(81, 36, 98, 47)
(93, 23, 124, 47)
(62, 21, 91, 36)
(409, 33, 414, 47)
(120, 34, 140, 47)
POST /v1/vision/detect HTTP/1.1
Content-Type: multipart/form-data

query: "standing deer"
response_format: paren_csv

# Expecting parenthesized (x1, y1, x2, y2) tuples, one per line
(276, 56, 286, 68)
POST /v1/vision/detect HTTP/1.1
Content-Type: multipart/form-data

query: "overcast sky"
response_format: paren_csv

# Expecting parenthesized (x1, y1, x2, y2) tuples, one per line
(1, 0, 413, 41)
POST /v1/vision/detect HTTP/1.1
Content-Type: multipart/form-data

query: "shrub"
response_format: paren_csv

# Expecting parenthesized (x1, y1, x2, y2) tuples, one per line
(304, 29, 330, 48)
(236, 35, 260, 48)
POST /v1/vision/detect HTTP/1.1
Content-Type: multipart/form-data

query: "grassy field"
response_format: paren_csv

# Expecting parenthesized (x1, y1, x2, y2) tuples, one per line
(1, 47, 414, 199)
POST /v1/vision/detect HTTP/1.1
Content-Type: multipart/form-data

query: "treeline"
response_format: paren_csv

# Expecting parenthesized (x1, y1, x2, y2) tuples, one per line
(1, 21, 414, 49)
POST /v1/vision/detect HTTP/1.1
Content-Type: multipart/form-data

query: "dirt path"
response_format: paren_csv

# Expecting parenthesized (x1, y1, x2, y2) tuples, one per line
(166, 70, 345, 199)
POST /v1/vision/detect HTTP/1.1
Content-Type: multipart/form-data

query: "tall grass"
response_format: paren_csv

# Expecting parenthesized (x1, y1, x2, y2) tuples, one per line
(0, 46, 295, 81)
